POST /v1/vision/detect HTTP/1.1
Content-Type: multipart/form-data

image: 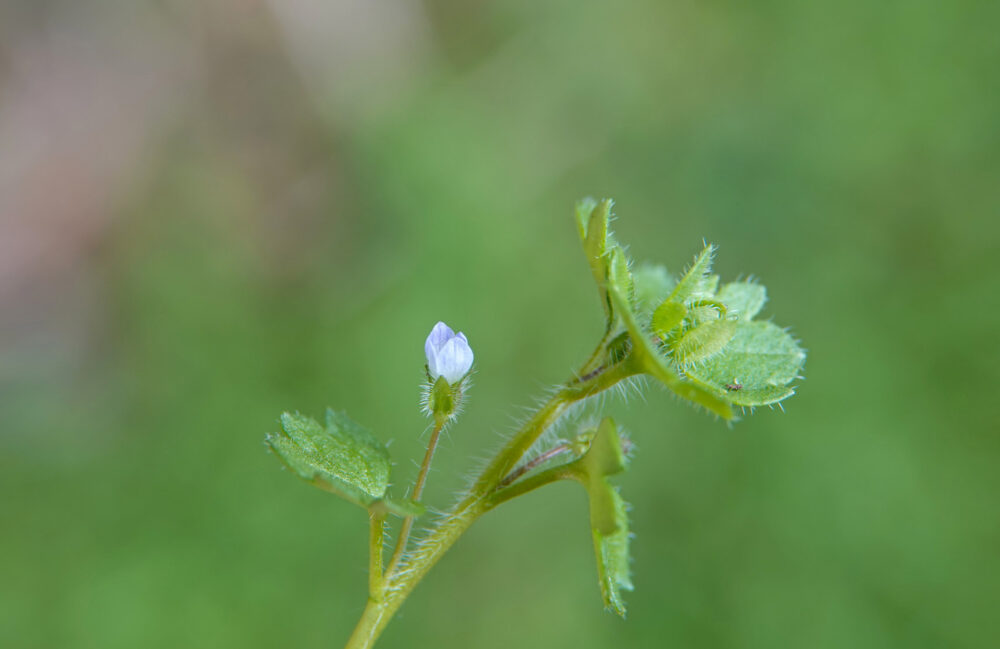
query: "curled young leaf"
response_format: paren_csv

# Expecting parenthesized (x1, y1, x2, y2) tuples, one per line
(652, 300, 686, 338)
(606, 267, 734, 420)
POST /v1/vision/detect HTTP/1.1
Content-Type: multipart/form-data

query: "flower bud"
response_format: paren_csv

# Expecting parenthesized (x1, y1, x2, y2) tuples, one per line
(424, 322, 474, 384)
(423, 322, 473, 423)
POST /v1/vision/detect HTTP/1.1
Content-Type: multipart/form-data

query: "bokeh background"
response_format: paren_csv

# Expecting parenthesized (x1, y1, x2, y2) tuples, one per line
(2, 1, 998, 648)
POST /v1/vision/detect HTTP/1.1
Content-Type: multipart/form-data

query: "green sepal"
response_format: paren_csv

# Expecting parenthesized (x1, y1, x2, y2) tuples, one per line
(685, 321, 805, 407)
(607, 273, 734, 420)
(667, 244, 717, 304)
(717, 281, 767, 320)
(267, 410, 393, 508)
(672, 318, 738, 366)
(428, 375, 456, 422)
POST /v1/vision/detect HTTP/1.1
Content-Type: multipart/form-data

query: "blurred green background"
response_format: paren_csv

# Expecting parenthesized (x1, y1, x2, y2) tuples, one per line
(2, 1, 997, 647)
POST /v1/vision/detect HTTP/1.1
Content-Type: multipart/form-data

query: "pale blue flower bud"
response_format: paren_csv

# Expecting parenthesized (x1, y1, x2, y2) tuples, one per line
(425, 321, 474, 384)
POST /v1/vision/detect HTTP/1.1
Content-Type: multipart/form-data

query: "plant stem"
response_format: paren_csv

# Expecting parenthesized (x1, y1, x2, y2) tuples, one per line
(385, 419, 444, 577)
(367, 512, 385, 599)
(489, 463, 581, 509)
(498, 443, 573, 489)
(344, 353, 639, 649)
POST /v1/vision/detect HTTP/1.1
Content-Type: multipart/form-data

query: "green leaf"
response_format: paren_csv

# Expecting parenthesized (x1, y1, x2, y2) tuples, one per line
(592, 488, 632, 617)
(606, 246, 633, 306)
(575, 198, 616, 322)
(672, 318, 738, 366)
(685, 321, 805, 407)
(607, 276, 734, 420)
(582, 418, 627, 483)
(574, 196, 599, 241)
(717, 281, 767, 320)
(267, 410, 391, 508)
(632, 264, 675, 316)
(575, 418, 633, 617)
(667, 245, 717, 304)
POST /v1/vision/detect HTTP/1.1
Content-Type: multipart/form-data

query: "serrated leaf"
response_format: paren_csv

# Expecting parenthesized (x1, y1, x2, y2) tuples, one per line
(717, 281, 767, 320)
(667, 245, 716, 304)
(267, 410, 391, 507)
(685, 321, 805, 407)
(672, 318, 738, 366)
(632, 264, 675, 316)
(607, 279, 733, 420)
(592, 488, 632, 616)
(574, 418, 633, 617)
(724, 384, 796, 407)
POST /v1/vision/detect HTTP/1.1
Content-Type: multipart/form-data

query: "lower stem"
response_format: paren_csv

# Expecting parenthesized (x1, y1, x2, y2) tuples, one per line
(345, 499, 488, 649)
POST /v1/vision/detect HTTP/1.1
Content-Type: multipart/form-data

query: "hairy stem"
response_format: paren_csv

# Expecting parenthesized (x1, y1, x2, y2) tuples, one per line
(344, 351, 638, 649)
(489, 463, 581, 508)
(498, 443, 573, 489)
(385, 419, 444, 577)
(367, 512, 385, 599)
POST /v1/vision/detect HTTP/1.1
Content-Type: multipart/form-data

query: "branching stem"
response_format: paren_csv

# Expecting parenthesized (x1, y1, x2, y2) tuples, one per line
(343, 341, 639, 649)
(498, 443, 573, 489)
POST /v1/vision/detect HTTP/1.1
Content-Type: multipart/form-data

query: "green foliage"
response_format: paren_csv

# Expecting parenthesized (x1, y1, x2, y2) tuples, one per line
(686, 321, 805, 407)
(667, 245, 717, 304)
(267, 410, 422, 516)
(574, 202, 804, 415)
(575, 198, 616, 323)
(608, 276, 735, 419)
(672, 318, 738, 366)
(717, 281, 767, 320)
